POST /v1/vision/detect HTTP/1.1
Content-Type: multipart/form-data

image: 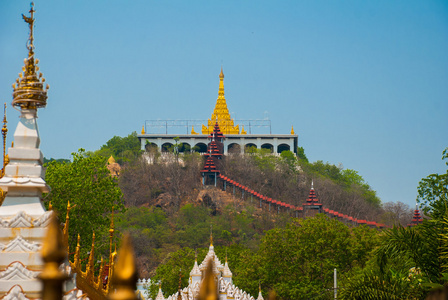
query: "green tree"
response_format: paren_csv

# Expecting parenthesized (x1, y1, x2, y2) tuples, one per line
(96, 132, 142, 164)
(44, 149, 124, 259)
(417, 147, 448, 218)
(242, 214, 379, 299)
(297, 146, 308, 163)
(341, 149, 448, 299)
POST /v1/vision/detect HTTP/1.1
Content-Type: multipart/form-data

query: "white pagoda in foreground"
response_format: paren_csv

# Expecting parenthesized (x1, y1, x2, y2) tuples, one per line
(152, 236, 263, 300)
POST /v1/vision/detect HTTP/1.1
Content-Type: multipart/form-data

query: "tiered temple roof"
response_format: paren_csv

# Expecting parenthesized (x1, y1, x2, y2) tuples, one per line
(408, 203, 423, 227)
(302, 181, 322, 207)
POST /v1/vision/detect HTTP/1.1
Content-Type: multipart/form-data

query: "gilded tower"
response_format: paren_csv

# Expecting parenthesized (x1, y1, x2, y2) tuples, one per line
(202, 68, 240, 134)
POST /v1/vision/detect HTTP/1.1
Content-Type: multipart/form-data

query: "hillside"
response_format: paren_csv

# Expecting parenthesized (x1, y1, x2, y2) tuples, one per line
(115, 146, 413, 278)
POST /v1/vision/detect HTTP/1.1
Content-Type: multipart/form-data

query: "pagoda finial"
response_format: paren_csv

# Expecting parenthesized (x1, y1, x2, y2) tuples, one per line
(291, 125, 295, 135)
(311, 180, 314, 190)
(39, 213, 69, 299)
(219, 66, 224, 79)
(198, 259, 218, 300)
(13, 2, 49, 109)
(141, 125, 145, 134)
(210, 224, 213, 247)
(108, 233, 138, 300)
(2, 103, 7, 172)
(86, 232, 96, 280)
(177, 268, 182, 296)
(23, 2, 35, 52)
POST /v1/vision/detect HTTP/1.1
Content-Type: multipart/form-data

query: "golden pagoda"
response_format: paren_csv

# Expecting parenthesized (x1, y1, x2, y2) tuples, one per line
(202, 68, 240, 134)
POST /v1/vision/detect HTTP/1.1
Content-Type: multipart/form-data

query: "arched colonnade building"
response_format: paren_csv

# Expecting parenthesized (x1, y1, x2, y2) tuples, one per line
(139, 133, 297, 155)
(138, 68, 298, 155)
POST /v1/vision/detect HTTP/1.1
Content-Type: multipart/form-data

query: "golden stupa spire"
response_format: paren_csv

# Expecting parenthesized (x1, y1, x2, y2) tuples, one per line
(12, 2, 49, 109)
(210, 224, 213, 247)
(291, 125, 295, 135)
(2, 103, 7, 172)
(141, 125, 145, 134)
(202, 68, 240, 134)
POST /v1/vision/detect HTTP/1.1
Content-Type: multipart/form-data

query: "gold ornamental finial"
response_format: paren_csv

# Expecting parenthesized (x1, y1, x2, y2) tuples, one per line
(197, 259, 218, 300)
(291, 125, 295, 135)
(225, 248, 228, 263)
(108, 233, 138, 300)
(2, 103, 7, 172)
(177, 269, 183, 300)
(141, 125, 145, 134)
(210, 224, 213, 247)
(39, 213, 69, 300)
(268, 290, 278, 300)
(219, 66, 224, 79)
(86, 232, 96, 280)
(73, 234, 81, 270)
(13, 2, 49, 109)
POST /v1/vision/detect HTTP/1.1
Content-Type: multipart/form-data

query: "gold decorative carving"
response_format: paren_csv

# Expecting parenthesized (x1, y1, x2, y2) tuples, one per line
(108, 233, 138, 300)
(39, 213, 69, 300)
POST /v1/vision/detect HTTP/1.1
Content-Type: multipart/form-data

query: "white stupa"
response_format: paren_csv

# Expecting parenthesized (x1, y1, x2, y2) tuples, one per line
(0, 3, 52, 299)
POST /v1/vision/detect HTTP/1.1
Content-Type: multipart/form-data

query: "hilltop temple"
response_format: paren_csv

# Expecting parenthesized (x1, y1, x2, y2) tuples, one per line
(137, 68, 298, 155)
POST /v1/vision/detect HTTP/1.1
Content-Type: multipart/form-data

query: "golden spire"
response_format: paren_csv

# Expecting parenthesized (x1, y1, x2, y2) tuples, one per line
(202, 68, 239, 134)
(13, 2, 49, 109)
(291, 125, 295, 135)
(197, 260, 218, 300)
(210, 224, 213, 247)
(225, 248, 227, 263)
(177, 269, 183, 300)
(39, 213, 69, 300)
(86, 232, 95, 280)
(108, 233, 138, 300)
(73, 234, 81, 269)
(63, 200, 73, 253)
(108, 209, 115, 287)
(141, 125, 145, 134)
(241, 126, 247, 135)
(191, 125, 198, 135)
(96, 257, 104, 289)
(2, 103, 7, 172)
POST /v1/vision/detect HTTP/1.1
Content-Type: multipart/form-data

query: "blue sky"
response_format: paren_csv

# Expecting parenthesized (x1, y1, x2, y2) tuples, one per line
(1, 1, 447, 208)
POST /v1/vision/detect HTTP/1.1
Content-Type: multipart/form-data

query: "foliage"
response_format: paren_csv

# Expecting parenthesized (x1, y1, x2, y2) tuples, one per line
(342, 148, 448, 299)
(302, 160, 381, 207)
(95, 132, 142, 164)
(417, 147, 448, 219)
(43, 157, 70, 164)
(44, 149, 124, 259)
(147, 214, 380, 300)
(339, 268, 424, 300)
(297, 146, 308, 163)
